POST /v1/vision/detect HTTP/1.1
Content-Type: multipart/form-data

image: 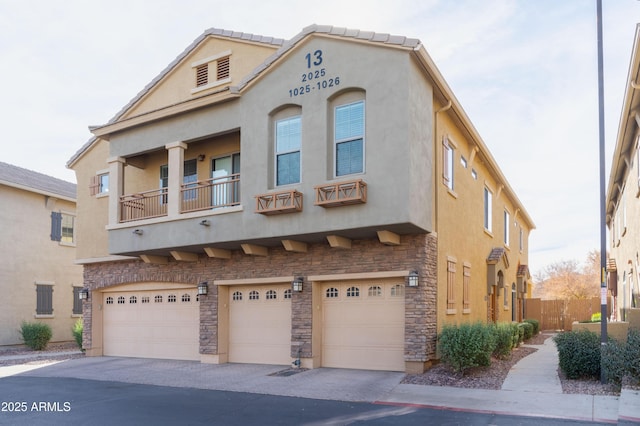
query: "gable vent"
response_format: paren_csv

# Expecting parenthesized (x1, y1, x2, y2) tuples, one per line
(217, 57, 230, 80)
(196, 64, 208, 87)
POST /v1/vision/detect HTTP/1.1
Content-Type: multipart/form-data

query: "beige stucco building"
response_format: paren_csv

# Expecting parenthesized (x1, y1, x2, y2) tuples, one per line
(68, 25, 534, 373)
(607, 24, 640, 322)
(0, 162, 83, 345)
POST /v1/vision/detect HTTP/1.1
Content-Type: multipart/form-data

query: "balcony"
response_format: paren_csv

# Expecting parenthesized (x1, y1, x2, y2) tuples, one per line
(119, 174, 240, 223)
(255, 189, 303, 215)
(181, 174, 240, 213)
(314, 179, 367, 207)
(120, 189, 168, 222)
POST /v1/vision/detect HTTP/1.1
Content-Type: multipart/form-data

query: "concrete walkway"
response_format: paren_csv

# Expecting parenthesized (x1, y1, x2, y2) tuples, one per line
(1, 337, 639, 423)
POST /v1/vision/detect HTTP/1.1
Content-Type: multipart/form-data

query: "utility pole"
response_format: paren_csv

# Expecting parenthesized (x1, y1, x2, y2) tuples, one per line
(596, 0, 609, 384)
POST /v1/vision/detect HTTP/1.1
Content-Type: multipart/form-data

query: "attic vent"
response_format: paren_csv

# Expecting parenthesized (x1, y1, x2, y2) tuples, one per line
(191, 50, 232, 94)
(217, 57, 230, 80)
(196, 64, 208, 87)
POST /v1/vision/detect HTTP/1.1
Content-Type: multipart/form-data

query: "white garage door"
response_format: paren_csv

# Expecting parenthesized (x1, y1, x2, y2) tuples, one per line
(322, 280, 405, 371)
(103, 288, 199, 361)
(228, 285, 291, 365)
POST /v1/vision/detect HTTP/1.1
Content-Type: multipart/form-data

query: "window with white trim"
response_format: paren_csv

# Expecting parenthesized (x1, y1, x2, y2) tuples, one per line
(266, 290, 277, 300)
(106, 296, 114, 305)
(129, 296, 137, 304)
(368, 286, 382, 296)
(443, 137, 454, 190)
(390, 284, 404, 297)
(346, 286, 360, 297)
(168, 294, 177, 303)
(182, 294, 191, 302)
(503, 210, 510, 246)
(50, 212, 75, 244)
(326, 287, 338, 298)
(275, 115, 301, 186)
(484, 187, 493, 233)
(249, 290, 259, 300)
(335, 100, 364, 176)
(89, 172, 109, 196)
(284, 289, 292, 299)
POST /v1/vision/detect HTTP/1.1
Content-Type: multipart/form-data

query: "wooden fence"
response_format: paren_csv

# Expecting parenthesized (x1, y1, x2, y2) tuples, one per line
(524, 297, 606, 331)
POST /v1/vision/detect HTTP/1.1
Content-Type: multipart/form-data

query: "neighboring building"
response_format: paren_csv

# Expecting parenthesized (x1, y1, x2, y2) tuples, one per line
(68, 25, 534, 373)
(0, 162, 83, 345)
(606, 24, 640, 322)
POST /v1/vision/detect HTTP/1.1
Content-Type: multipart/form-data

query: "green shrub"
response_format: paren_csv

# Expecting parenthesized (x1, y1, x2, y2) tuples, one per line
(72, 319, 83, 349)
(520, 322, 534, 341)
(601, 337, 626, 386)
(492, 323, 515, 359)
(19, 322, 52, 350)
(438, 322, 496, 375)
(523, 318, 539, 335)
(511, 322, 520, 348)
(553, 330, 601, 379)
(625, 328, 640, 385)
(517, 323, 525, 344)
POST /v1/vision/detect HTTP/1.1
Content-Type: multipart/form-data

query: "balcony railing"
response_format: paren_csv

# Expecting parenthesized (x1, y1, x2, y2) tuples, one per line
(314, 179, 367, 207)
(181, 173, 240, 213)
(118, 174, 240, 222)
(255, 189, 303, 215)
(120, 189, 168, 222)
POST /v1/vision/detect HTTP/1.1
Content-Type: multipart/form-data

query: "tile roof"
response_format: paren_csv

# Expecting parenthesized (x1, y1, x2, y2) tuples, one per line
(517, 264, 530, 278)
(0, 161, 76, 200)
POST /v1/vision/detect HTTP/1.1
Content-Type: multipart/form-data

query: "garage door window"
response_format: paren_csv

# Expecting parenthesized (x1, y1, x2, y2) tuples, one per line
(284, 289, 292, 299)
(182, 294, 191, 302)
(129, 296, 137, 304)
(346, 286, 360, 297)
(232, 291, 242, 301)
(266, 290, 277, 300)
(155, 295, 163, 303)
(106, 297, 113, 304)
(326, 287, 338, 298)
(168, 294, 177, 303)
(368, 286, 382, 297)
(117, 296, 125, 304)
(142, 296, 149, 303)
(390, 284, 403, 297)
(249, 291, 259, 300)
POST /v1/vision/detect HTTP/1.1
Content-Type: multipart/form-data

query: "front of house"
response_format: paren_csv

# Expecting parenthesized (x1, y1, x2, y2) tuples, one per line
(69, 25, 533, 373)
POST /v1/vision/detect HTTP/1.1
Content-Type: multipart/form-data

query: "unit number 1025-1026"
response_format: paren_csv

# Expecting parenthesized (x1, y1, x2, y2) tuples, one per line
(288, 49, 341, 97)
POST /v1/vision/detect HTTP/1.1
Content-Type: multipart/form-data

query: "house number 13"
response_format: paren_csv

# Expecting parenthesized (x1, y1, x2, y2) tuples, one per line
(305, 50, 323, 68)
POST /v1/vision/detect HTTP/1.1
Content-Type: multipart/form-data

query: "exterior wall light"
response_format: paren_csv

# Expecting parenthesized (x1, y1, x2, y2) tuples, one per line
(79, 288, 90, 300)
(133, 229, 143, 235)
(292, 277, 304, 292)
(197, 281, 209, 296)
(199, 219, 210, 226)
(407, 270, 419, 287)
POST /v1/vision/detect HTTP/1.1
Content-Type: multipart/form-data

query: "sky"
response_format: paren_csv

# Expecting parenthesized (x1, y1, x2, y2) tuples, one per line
(0, 0, 638, 276)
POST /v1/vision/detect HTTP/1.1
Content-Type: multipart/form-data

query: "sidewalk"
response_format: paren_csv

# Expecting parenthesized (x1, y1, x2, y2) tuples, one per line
(2, 337, 639, 423)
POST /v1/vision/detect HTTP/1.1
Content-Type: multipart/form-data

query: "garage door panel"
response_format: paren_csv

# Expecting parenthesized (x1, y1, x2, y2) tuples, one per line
(228, 285, 291, 365)
(103, 288, 199, 361)
(322, 281, 405, 372)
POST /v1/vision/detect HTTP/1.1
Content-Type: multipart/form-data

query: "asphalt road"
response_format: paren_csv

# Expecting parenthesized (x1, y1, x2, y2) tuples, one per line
(0, 376, 609, 425)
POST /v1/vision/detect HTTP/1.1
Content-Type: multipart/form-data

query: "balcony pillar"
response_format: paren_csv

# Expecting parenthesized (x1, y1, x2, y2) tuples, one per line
(165, 141, 187, 217)
(107, 156, 125, 225)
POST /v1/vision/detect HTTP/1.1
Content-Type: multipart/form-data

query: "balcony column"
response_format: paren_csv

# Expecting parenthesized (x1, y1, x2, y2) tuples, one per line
(165, 141, 187, 217)
(107, 156, 125, 225)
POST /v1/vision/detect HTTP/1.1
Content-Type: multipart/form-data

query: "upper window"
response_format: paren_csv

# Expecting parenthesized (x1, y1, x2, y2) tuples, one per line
(191, 51, 232, 93)
(89, 172, 109, 196)
(503, 210, 510, 246)
(36, 284, 53, 315)
(275, 116, 301, 186)
(50, 212, 75, 244)
(484, 187, 493, 233)
(443, 137, 454, 190)
(335, 101, 364, 176)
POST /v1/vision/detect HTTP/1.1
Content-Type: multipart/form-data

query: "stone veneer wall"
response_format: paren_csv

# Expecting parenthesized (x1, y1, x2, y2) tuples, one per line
(81, 232, 438, 363)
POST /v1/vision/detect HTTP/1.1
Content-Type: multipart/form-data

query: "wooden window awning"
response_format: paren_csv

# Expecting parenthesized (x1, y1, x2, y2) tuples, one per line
(315, 179, 367, 207)
(255, 189, 303, 215)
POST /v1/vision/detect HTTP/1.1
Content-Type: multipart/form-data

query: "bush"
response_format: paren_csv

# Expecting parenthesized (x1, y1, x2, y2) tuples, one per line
(492, 323, 515, 359)
(72, 319, 83, 349)
(516, 323, 525, 345)
(438, 322, 496, 375)
(519, 322, 534, 341)
(554, 330, 601, 379)
(511, 323, 520, 348)
(523, 318, 539, 335)
(624, 328, 640, 385)
(601, 337, 626, 386)
(19, 322, 52, 350)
